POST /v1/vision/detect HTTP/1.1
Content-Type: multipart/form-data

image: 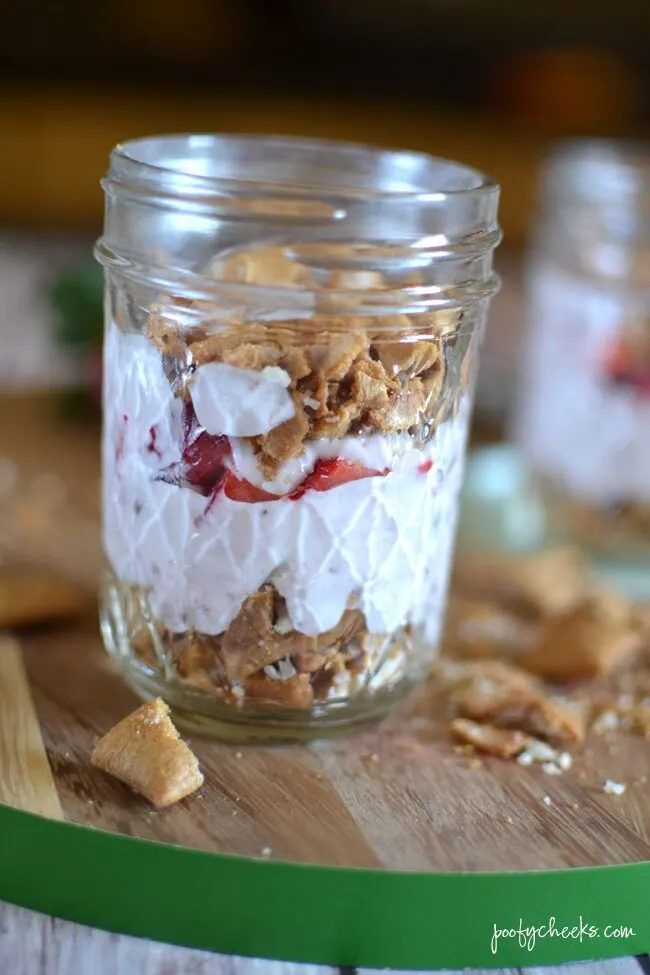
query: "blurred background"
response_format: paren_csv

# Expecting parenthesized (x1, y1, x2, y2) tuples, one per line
(1, 0, 649, 417)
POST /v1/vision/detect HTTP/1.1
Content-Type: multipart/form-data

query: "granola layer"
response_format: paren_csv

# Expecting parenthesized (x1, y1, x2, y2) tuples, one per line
(147, 305, 460, 480)
(127, 580, 407, 710)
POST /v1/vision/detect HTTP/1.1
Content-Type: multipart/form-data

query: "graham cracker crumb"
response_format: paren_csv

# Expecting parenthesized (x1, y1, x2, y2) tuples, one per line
(91, 698, 203, 808)
(455, 547, 587, 619)
(603, 779, 626, 796)
(518, 594, 642, 679)
(450, 717, 531, 758)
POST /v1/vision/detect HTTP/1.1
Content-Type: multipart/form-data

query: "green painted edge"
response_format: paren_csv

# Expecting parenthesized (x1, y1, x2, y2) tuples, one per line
(0, 802, 648, 969)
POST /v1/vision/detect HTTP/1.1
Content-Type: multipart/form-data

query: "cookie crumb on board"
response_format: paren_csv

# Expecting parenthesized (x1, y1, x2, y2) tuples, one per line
(91, 698, 203, 808)
(443, 544, 650, 768)
(603, 779, 626, 796)
(449, 718, 531, 758)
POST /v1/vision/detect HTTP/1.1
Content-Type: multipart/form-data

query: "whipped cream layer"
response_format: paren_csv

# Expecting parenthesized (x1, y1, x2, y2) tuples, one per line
(103, 323, 468, 642)
(520, 264, 650, 505)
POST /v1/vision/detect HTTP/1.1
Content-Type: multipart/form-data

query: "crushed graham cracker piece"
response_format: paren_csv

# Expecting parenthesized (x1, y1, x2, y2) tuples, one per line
(280, 347, 311, 381)
(0, 569, 87, 629)
(450, 718, 532, 758)
(255, 393, 310, 473)
(146, 307, 189, 359)
(311, 402, 361, 440)
(218, 585, 365, 681)
(446, 660, 542, 718)
(91, 698, 203, 808)
(521, 696, 587, 746)
(445, 660, 586, 745)
(518, 593, 643, 680)
(188, 327, 250, 366)
(370, 378, 425, 432)
(310, 330, 369, 382)
(221, 342, 281, 371)
(293, 647, 339, 673)
(350, 357, 393, 412)
(454, 547, 587, 618)
(173, 637, 221, 679)
(220, 586, 284, 679)
(444, 597, 538, 659)
(244, 672, 313, 709)
(375, 338, 439, 378)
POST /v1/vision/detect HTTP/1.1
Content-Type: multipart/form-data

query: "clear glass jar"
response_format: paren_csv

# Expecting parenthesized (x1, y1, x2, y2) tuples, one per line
(516, 141, 650, 566)
(95, 134, 500, 739)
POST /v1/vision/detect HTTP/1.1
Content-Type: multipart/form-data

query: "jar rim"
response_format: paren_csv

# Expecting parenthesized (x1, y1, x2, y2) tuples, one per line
(109, 132, 499, 204)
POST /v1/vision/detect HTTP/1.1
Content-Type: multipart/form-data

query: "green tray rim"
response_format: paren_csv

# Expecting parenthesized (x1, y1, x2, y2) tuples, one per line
(1, 801, 648, 969)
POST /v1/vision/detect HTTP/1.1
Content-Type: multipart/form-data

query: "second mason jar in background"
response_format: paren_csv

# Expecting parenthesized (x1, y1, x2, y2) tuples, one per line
(516, 141, 650, 564)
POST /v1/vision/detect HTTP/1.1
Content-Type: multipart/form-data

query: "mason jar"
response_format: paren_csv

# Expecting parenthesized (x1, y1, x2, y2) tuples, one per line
(95, 134, 500, 738)
(516, 141, 650, 566)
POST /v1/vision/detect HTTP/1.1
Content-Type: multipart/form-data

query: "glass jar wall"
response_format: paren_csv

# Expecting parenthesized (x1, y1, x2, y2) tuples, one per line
(96, 134, 500, 738)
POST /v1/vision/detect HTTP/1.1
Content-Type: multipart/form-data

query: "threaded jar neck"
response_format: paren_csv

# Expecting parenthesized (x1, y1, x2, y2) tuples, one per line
(96, 134, 501, 315)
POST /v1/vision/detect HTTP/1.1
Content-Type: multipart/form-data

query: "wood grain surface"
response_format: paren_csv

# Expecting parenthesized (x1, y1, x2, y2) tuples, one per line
(2, 393, 650, 871)
(0, 635, 62, 820)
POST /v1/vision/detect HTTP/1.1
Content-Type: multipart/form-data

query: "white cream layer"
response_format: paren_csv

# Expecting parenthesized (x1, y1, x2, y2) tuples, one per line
(103, 324, 468, 643)
(519, 264, 650, 505)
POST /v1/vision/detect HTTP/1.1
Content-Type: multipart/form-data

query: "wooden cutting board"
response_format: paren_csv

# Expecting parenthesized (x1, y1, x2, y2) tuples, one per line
(1, 393, 650, 872)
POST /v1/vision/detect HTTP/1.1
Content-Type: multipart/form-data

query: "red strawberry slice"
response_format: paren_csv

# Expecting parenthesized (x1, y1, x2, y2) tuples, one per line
(418, 458, 434, 474)
(603, 340, 650, 398)
(603, 337, 632, 380)
(221, 470, 279, 503)
(182, 431, 231, 491)
(289, 457, 386, 500)
(160, 429, 231, 493)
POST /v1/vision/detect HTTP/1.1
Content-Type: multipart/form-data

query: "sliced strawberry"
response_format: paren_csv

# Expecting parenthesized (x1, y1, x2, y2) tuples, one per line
(182, 431, 231, 491)
(289, 457, 386, 500)
(221, 470, 279, 503)
(603, 340, 650, 398)
(418, 458, 434, 474)
(159, 429, 231, 493)
(603, 337, 632, 380)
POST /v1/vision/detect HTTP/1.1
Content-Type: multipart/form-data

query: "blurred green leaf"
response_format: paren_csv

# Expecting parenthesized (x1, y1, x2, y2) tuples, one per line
(49, 260, 104, 349)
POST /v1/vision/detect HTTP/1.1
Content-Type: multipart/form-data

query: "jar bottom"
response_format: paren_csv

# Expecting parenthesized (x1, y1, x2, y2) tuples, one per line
(115, 662, 415, 742)
(100, 571, 426, 742)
